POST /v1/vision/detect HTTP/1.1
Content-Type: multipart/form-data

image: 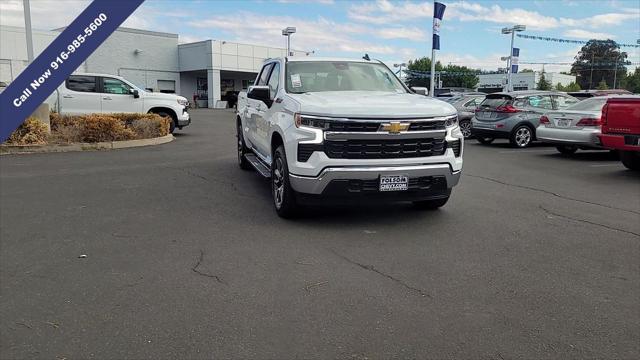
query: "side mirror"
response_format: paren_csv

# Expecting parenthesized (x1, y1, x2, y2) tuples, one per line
(247, 85, 271, 106)
(411, 87, 428, 96)
(130, 89, 140, 98)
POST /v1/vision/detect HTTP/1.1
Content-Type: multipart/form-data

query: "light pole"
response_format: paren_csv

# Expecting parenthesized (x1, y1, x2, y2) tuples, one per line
(394, 62, 406, 80)
(281, 27, 296, 57)
(502, 25, 525, 91)
(23, 0, 34, 63)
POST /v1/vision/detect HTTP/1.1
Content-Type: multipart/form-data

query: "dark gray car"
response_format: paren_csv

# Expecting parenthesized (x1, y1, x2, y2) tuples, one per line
(445, 94, 485, 138)
(471, 90, 579, 148)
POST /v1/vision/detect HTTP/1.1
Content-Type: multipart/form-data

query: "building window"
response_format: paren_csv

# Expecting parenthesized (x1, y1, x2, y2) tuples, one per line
(158, 80, 176, 94)
(242, 79, 254, 89)
(196, 77, 208, 98)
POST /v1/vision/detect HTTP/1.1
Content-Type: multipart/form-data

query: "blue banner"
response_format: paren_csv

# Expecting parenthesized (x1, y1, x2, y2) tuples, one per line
(511, 48, 520, 73)
(432, 2, 446, 50)
(0, 0, 145, 142)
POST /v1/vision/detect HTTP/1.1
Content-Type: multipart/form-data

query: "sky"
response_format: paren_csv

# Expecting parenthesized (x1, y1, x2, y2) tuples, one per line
(1, 0, 639, 73)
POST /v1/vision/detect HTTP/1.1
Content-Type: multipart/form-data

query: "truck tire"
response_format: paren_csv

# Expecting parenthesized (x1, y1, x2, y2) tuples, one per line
(237, 121, 252, 170)
(476, 137, 494, 145)
(620, 151, 640, 171)
(154, 111, 176, 134)
(413, 196, 450, 210)
(510, 125, 533, 148)
(556, 145, 578, 155)
(272, 145, 299, 218)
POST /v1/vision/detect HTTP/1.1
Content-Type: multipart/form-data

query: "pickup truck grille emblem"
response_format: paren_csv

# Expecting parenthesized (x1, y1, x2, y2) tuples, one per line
(380, 122, 410, 134)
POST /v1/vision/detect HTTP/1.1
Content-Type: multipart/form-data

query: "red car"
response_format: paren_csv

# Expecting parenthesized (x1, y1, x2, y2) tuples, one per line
(598, 96, 640, 170)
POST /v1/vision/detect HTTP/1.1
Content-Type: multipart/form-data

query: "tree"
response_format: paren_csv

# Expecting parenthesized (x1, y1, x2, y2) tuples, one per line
(405, 57, 479, 90)
(597, 79, 609, 90)
(556, 82, 566, 91)
(537, 72, 552, 90)
(570, 39, 628, 90)
(621, 67, 640, 93)
(520, 68, 534, 73)
(565, 82, 581, 92)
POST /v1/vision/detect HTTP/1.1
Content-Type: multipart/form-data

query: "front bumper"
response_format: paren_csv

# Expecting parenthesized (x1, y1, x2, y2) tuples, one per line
(177, 108, 191, 127)
(536, 126, 601, 148)
(289, 163, 461, 195)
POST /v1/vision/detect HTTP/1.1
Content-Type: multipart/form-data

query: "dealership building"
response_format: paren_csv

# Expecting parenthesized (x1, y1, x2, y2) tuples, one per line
(0, 25, 310, 108)
(477, 72, 576, 93)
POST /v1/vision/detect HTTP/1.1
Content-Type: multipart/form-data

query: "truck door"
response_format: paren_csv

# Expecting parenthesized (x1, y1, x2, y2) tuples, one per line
(254, 62, 281, 157)
(61, 75, 101, 115)
(100, 77, 143, 114)
(246, 63, 273, 156)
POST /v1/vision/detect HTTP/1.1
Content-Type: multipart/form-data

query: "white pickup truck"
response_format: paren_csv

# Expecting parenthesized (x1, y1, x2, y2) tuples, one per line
(47, 73, 190, 133)
(237, 57, 463, 217)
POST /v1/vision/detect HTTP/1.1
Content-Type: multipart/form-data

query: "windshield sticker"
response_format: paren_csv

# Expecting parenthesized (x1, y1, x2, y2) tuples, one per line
(291, 74, 302, 88)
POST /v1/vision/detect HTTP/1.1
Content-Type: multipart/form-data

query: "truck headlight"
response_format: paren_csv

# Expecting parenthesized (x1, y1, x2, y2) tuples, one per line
(444, 115, 458, 128)
(177, 98, 189, 106)
(294, 113, 329, 129)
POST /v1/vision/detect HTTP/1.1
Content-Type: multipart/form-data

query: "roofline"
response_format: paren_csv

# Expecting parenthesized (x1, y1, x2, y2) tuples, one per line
(53, 26, 178, 38)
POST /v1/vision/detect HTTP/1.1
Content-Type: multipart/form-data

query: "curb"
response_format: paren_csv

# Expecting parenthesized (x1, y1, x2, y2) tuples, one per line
(1, 134, 174, 155)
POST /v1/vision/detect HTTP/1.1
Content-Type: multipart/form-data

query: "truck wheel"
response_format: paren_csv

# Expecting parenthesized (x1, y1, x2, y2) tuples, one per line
(155, 111, 176, 134)
(237, 121, 252, 170)
(556, 145, 578, 155)
(459, 119, 472, 139)
(272, 145, 299, 218)
(510, 125, 533, 148)
(620, 151, 640, 171)
(413, 196, 450, 210)
(476, 137, 494, 145)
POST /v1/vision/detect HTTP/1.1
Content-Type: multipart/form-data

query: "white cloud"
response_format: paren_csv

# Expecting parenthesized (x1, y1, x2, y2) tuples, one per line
(0, 0, 90, 30)
(348, 0, 431, 25)
(563, 29, 615, 40)
(189, 12, 398, 56)
(376, 26, 427, 41)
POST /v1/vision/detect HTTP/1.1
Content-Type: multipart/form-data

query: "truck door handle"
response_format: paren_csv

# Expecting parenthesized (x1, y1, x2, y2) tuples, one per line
(62, 95, 74, 98)
(103, 97, 112, 100)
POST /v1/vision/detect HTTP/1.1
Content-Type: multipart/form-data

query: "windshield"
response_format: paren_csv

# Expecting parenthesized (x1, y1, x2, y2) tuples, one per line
(566, 97, 607, 111)
(285, 61, 407, 94)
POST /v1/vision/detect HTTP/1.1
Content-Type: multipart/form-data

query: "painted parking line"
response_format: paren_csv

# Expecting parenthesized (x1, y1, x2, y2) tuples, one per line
(498, 149, 557, 154)
(589, 163, 621, 167)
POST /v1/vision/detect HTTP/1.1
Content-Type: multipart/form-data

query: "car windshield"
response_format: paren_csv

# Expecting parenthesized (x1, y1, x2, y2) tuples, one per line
(565, 97, 607, 111)
(285, 61, 407, 94)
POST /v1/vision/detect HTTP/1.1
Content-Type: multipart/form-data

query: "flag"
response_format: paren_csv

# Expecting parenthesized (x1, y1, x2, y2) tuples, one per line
(432, 2, 446, 50)
(511, 48, 520, 73)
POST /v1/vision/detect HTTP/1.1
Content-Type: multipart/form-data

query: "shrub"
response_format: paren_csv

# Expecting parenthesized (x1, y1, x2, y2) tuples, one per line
(79, 114, 135, 142)
(49, 112, 169, 143)
(4, 117, 49, 145)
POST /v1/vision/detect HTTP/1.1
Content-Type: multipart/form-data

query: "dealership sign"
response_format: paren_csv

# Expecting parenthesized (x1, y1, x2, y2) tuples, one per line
(0, 0, 145, 143)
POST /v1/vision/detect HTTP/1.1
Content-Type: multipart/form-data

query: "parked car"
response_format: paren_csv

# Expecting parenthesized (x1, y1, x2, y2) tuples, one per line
(444, 94, 485, 138)
(237, 57, 463, 217)
(537, 96, 614, 154)
(598, 95, 640, 170)
(47, 73, 190, 133)
(567, 89, 632, 100)
(471, 90, 579, 147)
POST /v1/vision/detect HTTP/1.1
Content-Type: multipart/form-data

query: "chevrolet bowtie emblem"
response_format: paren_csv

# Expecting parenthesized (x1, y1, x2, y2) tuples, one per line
(381, 122, 409, 134)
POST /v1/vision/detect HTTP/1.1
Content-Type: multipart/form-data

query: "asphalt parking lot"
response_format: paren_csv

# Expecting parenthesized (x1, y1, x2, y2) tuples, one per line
(1, 109, 639, 359)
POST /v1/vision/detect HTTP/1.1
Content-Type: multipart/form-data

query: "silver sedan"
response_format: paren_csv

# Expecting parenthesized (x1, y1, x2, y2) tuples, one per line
(536, 96, 611, 154)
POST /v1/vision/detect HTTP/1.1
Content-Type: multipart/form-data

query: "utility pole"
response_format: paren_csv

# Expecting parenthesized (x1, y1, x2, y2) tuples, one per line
(23, 0, 34, 63)
(502, 25, 525, 92)
(589, 52, 594, 90)
(281, 27, 296, 57)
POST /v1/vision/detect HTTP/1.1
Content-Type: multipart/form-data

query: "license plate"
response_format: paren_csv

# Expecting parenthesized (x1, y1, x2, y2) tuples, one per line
(557, 119, 571, 127)
(379, 175, 408, 192)
(480, 112, 496, 119)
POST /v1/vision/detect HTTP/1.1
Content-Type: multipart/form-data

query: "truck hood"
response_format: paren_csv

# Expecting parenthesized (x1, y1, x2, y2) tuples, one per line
(143, 92, 187, 102)
(288, 91, 457, 118)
